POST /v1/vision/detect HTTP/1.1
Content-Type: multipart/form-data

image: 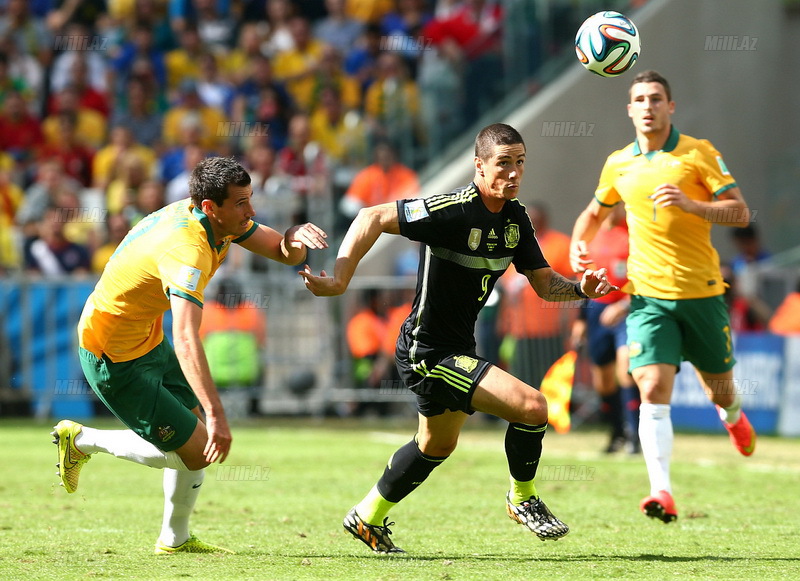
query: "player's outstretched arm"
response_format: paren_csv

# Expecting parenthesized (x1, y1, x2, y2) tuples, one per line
(300, 203, 401, 296)
(524, 267, 619, 302)
(570, 199, 613, 273)
(238, 223, 329, 265)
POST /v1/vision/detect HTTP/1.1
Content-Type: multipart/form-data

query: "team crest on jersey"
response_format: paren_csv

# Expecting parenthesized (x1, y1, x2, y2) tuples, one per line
(157, 425, 176, 443)
(468, 228, 481, 250)
(453, 355, 478, 373)
(504, 224, 520, 249)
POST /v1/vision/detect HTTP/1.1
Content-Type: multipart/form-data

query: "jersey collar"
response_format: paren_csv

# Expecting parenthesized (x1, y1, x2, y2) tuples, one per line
(190, 203, 225, 252)
(632, 125, 680, 157)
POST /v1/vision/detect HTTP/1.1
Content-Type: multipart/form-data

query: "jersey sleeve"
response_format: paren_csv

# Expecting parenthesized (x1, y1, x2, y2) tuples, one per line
(158, 244, 213, 308)
(397, 198, 449, 245)
(695, 140, 738, 197)
(594, 155, 623, 207)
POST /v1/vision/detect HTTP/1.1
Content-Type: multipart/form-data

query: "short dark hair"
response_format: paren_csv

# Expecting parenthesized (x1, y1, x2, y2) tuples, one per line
(630, 70, 672, 102)
(474, 123, 525, 160)
(731, 224, 758, 240)
(189, 156, 251, 207)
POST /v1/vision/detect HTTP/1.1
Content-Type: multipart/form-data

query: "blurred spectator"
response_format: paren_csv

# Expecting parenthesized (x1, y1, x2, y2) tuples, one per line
(345, 288, 389, 416)
(363, 51, 423, 162)
(338, 141, 419, 221)
(45, 0, 107, 32)
(199, 277, 267, 418)
(0, 163, 23, 270)
(343, 22, 382, 101)
(0, 89, 44, 173)
(259, 0, 296, 58)
(244, 142, 278, 224)
(49, 22, 110, 94)
(47, 53, 110, 117)
(768, 279, 800, 336)
(222, 22, 266, 87)
(310, 84, 368, 169)
(498, 202, 577, 389)
(91, 212, 130, 274)
(109, 77, 164, 149)
(111, 0, 174, 52)
(165, 143, 205, 204)
(380, 0, 433, 77)
(159, 113, 210, 183)
(230, 53, 294, 151)
(109, 23, 167, 97)
(345, 0, 394, 24)
(272, 15, 326, 112)
(168, 0, 231, 35)
(196, 51, 236, 114)
(16, 160, 82, 237)
(38, 111, 96, 186)
(730, 224, 771, 277)
(92, 124, 157, 190)
(105, 150, 150, 216)
(275, 112, 327, 224)
(308, 44, 361, 114)
(0, 34, 45, 113)
(124, 178, 165, 225)
(314, 0, 364, 54)
(43, 85, 107, 149)
(162, 79, 227, 150)
(164, 24, 205, 91)
(423, 0, 504, 124)
(193, 0, 237, 52)
(720, 264, 771, 333)
(23, 203, 91, 276)
(0, 52, 29, 109)
(0, 0, 53, 66)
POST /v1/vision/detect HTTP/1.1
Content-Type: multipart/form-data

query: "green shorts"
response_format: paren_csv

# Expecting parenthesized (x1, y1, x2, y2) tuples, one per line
(79, 338, 200, 452)
(627, 294, 735, 374)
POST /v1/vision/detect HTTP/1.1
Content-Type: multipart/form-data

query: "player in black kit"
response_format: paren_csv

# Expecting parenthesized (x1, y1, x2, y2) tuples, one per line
(300, 123, 617, 553)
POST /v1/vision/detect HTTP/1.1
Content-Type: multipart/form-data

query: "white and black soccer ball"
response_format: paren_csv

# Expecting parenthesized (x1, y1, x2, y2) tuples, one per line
(575, 11, 641, 78)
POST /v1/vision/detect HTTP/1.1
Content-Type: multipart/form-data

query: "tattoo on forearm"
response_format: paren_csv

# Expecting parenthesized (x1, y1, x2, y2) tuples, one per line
(548, 273, 582, 302)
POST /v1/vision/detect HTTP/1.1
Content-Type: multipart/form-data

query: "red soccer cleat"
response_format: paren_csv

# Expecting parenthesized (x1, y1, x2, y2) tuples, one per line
(640, 490, 678, 523)
(717, 407, 756, 456)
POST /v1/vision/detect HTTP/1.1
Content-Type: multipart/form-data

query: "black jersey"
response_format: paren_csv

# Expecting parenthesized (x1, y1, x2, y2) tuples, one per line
(396, 183, 549, 360)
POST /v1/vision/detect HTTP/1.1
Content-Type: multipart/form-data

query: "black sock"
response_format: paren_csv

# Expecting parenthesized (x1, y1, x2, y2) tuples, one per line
(505, 422, 547, 482)
(376, 439, 448, 503)
(602, 391, 625, 438)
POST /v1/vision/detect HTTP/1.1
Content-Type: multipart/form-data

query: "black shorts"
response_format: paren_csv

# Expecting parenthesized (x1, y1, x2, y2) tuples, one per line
(395, 349, 493, 417)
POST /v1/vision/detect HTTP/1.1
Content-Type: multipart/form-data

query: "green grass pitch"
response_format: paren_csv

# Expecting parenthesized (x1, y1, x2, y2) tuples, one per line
(2, 417, 799, 580)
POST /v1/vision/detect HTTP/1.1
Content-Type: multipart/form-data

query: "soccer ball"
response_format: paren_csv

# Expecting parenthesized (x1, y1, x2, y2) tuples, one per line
(575, 11, 640, 77)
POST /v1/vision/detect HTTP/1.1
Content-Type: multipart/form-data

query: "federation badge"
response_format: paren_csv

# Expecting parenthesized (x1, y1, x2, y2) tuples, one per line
(453, 355, 478, 373)
(468, 228, 482, 251)
(628, 341, 643, 358)
(157, 425, 176, 443)
(504, 224, 520, 249)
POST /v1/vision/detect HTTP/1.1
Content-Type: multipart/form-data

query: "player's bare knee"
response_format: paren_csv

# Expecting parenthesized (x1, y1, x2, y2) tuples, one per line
(418, 436, 458, 457)
(513, 390, 548, 425)
(182, 454, 211, 471)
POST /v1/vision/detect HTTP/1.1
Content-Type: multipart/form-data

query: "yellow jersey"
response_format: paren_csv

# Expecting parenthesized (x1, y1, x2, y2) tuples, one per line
(594, 127, 737, 300)
(78, 199, 258, 362)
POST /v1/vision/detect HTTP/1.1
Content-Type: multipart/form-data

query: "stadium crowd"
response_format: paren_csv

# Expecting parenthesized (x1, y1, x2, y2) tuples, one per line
(0, 0, 555, 276)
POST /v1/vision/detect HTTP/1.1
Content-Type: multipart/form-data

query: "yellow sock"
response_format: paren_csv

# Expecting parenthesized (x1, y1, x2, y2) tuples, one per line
(509, 476, 538, 505)
(355, 485, 398, 526)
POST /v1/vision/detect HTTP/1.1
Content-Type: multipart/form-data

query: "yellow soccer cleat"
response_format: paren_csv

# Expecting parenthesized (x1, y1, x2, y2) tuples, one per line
(51, 420, 91, 493)
(154, 535, 235, 555)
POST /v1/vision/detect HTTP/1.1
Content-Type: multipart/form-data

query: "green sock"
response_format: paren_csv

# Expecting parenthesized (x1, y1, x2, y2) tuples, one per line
(355, 485, 398, 526)
(509, 476, 538, 505)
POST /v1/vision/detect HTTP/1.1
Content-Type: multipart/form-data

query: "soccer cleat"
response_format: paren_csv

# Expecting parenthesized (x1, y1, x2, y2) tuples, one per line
(640, 490, 678, 523)
(51, 420, 91, 493)
(343, 507, 405, 554)
(717, 407, 756, 456)
(154, 534, 234, 555)
(506, 493, 569, 541)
